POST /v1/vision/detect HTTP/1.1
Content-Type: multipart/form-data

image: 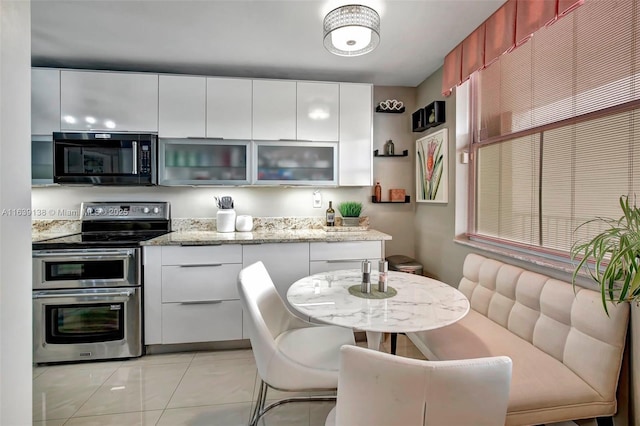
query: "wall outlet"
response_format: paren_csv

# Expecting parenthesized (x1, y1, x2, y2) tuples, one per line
(313, 190, 322, 208)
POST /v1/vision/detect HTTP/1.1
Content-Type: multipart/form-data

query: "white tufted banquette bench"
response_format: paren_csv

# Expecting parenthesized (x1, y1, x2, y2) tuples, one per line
(406, 253, 630, 426)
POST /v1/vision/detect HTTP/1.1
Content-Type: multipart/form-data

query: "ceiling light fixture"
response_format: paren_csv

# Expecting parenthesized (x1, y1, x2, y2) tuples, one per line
(323, 4, 380, 57)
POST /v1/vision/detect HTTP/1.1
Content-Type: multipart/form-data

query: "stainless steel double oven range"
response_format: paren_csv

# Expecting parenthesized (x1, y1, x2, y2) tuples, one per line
(32, 202, 170, 364)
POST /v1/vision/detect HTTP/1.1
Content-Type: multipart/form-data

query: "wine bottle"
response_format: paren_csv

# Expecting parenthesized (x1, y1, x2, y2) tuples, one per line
(374, 182, 382, 202)
(326, 201, 335, 226)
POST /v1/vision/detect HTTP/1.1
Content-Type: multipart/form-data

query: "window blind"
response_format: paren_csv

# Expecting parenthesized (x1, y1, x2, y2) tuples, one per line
(471, 0, 640, 255)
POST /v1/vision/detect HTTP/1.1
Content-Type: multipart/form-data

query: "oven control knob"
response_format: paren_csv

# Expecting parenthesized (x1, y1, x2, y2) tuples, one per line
(95, 207, 105, 215)
(142, 207, 150, 214)
(86, 207, 94, 215)
(153, 207, 160, 214)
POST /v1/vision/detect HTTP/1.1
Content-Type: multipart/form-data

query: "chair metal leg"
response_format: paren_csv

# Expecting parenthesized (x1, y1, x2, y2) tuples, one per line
(248, 379, 336, 426)
(249, 380, 268, 426)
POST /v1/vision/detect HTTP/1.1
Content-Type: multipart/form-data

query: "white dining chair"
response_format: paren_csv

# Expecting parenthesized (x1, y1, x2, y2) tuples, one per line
(238, 261, 356, 426)
(325, 345, 512, 426)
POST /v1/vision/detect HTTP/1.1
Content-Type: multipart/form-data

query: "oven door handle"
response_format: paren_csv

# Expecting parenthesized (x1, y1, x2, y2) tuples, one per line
(33, 250, 135, 259)
(33, 289, 135, 299)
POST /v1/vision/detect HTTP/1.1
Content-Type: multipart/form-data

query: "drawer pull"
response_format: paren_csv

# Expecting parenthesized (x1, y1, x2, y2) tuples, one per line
(179, 300, 223, 305)
(179, 263, 222, 268)
(326, 259, 365, 263)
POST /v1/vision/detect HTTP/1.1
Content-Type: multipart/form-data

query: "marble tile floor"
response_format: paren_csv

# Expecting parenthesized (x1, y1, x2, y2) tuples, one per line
(33, 335, 425, 426)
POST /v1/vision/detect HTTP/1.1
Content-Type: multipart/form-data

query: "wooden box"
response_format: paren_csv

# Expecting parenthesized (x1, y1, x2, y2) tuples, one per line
(389, 189, 406, 202)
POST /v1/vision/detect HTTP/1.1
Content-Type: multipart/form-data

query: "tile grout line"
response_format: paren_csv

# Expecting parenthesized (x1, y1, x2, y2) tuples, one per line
(67, 363, 123, 422)
(155, 354, 197, 424)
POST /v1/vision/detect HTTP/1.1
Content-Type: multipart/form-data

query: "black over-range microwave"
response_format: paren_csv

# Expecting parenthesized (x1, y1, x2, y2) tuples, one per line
(53, 132, 157, 185)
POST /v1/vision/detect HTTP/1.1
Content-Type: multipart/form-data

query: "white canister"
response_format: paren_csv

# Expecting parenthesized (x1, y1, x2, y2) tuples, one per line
(236, 215, 253, 232)
(216, 209, 236, 233)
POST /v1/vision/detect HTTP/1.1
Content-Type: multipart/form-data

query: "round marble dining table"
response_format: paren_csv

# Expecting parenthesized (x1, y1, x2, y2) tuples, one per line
(286, 269, 470, 351)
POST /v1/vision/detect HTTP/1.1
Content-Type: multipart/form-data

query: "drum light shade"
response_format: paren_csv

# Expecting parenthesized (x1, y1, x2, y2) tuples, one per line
(323, 4, 380, 57)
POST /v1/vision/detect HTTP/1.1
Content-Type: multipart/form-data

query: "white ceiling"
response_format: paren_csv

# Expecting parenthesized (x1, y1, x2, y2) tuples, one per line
(31, 0, 504, 87)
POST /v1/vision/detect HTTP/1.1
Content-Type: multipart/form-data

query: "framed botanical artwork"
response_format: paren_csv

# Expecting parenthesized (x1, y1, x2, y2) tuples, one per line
(416, 129, 448, 203)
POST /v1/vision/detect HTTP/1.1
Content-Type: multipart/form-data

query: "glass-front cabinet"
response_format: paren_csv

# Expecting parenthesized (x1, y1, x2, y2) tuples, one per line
(254, 141, 337, 185)
(159, 139, 250, 185)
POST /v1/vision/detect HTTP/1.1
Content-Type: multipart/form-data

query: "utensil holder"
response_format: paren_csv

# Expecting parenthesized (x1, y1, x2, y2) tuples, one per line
(216, 209, 236, 233)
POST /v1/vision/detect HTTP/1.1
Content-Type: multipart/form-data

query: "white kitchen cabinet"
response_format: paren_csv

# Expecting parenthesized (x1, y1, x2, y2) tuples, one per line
(144, 245, 244, 345)
(158, 75, 206, 137)
(158, 138, 250, 185)
(31, 68, 60, 135)
(309, 241, 383, 274)
(296, 82, 339, 142)
(242, 243, 310, 329)
(161, 301, 243, 345)
(143, 246, 163, 345)
(60, 70, 158, 132)
(252, 80, 296, 140)
(253, 141, 337, 185)
(338, 83, 373, 186)
(207, 78, 252, 140)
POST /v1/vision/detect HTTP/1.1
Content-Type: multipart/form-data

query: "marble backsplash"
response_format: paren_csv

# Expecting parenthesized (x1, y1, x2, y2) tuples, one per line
(32, 216, 370, 235)
(171, 216, 370, 232)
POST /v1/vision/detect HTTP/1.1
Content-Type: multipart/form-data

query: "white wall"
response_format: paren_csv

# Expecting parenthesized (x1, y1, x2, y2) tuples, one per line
(414, 67, 473, 283)
(0, 0, 33, 424)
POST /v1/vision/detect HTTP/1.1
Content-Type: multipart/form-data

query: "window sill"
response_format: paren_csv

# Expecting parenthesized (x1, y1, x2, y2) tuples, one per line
(453, 235, 596, 286)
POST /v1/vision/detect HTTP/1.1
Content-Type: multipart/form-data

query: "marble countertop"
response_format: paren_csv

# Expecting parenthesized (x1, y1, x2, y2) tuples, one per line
(141, 228, 391, 246)
(286, 269, 469, 334)
(31, 217, 391, 246)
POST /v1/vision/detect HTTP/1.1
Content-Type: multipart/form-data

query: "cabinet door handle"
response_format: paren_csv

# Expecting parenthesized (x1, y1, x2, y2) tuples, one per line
(179, 300, 223, 305)
(179, 263, 222, 268)
(326, 259, 363, 263)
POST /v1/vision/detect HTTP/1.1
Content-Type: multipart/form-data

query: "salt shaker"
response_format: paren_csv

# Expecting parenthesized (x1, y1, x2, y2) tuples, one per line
(361, 260, 371, 293)
(378, 260, 388, 292)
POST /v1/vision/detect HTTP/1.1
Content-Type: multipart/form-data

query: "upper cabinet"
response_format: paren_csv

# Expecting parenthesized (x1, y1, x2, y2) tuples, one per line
(253, 80, 340, 142)
(253, 80, 297, 140)
(60, 70, 158, 132)
(207, 78, 252, 140)
(33, 68, 374, 187)
(296, 82, 339, 142)
(32, 68, 60, 135)
(159, 76, 252, 139)
(159, 75, 206, 138)
(339, 83, 373, 186)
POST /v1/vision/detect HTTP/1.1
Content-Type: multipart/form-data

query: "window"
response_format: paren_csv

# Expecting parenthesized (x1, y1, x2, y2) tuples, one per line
(470, 0, 640, 256)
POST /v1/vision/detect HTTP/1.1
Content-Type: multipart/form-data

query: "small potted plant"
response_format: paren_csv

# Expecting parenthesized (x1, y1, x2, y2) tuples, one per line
(571, 195, 640, 314)
(338, 201, 362, 227)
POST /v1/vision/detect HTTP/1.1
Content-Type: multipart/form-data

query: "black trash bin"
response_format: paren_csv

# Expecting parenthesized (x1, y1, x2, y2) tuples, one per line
(386, 255, 423, 275)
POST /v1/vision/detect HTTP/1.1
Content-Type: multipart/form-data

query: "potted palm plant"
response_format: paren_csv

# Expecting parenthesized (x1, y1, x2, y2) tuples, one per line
(571, 195, 640, 314)
(338, 201, 362, 227)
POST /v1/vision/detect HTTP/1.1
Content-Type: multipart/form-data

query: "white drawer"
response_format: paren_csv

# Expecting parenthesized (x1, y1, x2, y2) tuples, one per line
(309, 241, 382, 261)
(310, 259, 381, 274)
(161, 264, 241, 302)
(161, 245, 242, 265)
(161, 300, 243, 344)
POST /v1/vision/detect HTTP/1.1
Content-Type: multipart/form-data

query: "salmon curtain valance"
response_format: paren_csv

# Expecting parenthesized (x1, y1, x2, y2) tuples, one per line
(442, 0, 584, 96)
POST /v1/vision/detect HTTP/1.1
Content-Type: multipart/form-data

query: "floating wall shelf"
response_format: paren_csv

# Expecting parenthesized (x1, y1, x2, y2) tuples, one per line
(371, 195, 411, 204)
(412, 100, 445, 132)
(373, 149, 409, 157)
